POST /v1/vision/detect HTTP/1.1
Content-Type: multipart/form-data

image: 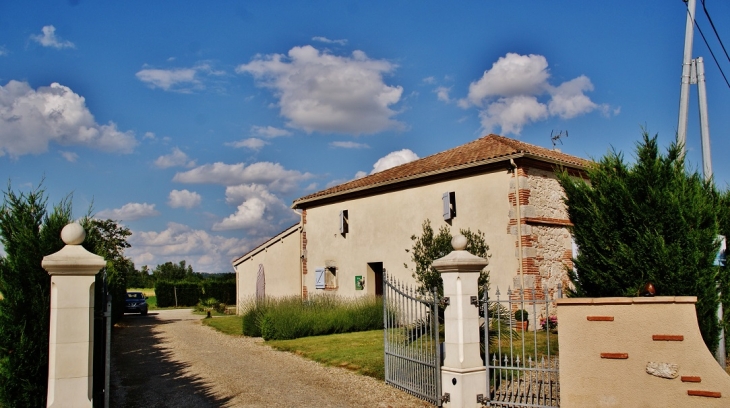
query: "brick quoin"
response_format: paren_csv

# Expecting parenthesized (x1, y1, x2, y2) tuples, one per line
(509, 167, 542, 301)
(301, 209, 307, 275)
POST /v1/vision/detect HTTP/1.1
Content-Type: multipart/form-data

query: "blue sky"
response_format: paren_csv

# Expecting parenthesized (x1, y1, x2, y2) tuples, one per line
(2, 1, 729, 272)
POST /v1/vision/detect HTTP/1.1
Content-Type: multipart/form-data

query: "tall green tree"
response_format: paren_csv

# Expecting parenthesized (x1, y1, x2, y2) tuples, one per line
(557, 132, 724, 352)
(405, 219, 490, 296)
(81, 217, 132, 323)
(0, 186, 72, 407)
(153, 260, 194, 282)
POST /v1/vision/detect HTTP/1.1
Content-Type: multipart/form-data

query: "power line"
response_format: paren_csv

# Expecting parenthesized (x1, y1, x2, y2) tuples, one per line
(686, 1, 730, 89)
(700, 0, 730, 65)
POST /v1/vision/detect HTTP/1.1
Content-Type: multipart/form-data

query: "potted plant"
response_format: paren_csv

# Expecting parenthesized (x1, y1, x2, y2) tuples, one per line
(514, 309, 529, 331)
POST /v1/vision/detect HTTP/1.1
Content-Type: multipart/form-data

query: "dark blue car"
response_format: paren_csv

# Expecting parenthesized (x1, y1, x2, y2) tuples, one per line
(125, 292, 149, 315)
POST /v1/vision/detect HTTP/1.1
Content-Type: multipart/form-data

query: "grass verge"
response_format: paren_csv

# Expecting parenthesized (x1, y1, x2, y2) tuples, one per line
(267, 329, 384, 380)
(202, 315, 244, 335)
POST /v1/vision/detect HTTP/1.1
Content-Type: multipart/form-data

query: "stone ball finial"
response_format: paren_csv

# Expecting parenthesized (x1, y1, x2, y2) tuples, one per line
(451, 234, 467, 251)
(61, 223, 86, 245)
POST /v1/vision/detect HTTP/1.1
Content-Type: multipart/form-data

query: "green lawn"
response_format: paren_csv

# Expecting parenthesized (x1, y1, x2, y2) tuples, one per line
(202, 315, 243, 334)
(200, 316, 385, 379)
(268, 330, 385, 380)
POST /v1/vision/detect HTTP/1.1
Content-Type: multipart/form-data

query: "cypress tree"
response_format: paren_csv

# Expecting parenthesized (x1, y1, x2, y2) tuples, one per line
(0, 186, 71, 407)
(557, 132, 724, 352)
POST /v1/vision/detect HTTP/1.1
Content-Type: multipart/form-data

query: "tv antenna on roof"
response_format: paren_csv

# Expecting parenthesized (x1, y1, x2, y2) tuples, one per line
(550, 130, 568, 148)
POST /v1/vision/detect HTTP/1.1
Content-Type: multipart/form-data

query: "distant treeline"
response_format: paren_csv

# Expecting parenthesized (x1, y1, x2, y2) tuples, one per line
(126, 260, 234, 288)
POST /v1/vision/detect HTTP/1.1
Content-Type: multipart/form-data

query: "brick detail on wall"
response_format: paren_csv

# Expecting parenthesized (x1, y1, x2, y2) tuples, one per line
(682, 376, 702, 383)
(587, 316, 614, 321)
(600, 353, 629, 359)
(687, 390, 721, 398)
(508, 165, 573, 307)
(652, 334, 684, 341)
(302, 285, 308, 300)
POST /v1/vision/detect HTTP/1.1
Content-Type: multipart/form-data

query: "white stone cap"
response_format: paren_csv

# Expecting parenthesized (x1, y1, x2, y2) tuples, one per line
(432, 234, 489, 274)
(42, 223, 105, 276)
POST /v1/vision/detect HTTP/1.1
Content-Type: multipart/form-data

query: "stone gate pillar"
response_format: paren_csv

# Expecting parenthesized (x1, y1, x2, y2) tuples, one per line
(433, 235, 489, 408)
(42, 223, 105, 407)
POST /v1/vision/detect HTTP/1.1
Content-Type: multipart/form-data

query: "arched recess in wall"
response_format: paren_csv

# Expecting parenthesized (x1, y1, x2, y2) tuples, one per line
(256, 264, 265, 301)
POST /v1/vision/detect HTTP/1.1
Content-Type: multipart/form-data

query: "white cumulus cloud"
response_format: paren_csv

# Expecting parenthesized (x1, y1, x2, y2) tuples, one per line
(312, 36, 348, 45)
(0, 81, 137, 157)
(136, 68, 198, 91)
(251, 125, 292, 138)
(371, 149, 419, 174)
(168, 189, 202, 209)
(154, 147, 196, 168)
(128, 222, 252, 272)
(173, 161, 312, 192)
(330, 141, 369, 149)
(226, 138, 268, 151)
(96, 202, 160, 221)
(547, 75, 602, 119)
(31, 25, 75, 49)
(215, 184, 297, 232)
(59, 151, 78, 162)
(456, 53, 610, 135)
(237, 45, 404, 135)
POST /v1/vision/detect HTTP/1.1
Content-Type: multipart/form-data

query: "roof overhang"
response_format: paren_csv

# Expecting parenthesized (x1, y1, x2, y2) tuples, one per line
(292, 152, 588, 209)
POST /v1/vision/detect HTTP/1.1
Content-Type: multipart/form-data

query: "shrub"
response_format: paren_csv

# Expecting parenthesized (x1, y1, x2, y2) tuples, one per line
(241, 295, 383, 340)
(557, 132, 725, 352)
(195, 297, 226, 314)
(156, 279, 236, 308)
(0, 186, 71, 406)
(514, 309, 528, 322)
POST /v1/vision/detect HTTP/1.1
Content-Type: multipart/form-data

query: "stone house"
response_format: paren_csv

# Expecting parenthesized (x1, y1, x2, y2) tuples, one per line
(233, 134, 588, 310)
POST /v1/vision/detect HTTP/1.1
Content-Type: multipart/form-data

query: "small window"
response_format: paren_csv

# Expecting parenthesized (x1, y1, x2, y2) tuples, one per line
(442, 192, 456, 220)
(339, 210, 349, 234)
(325, 266, 338, 289)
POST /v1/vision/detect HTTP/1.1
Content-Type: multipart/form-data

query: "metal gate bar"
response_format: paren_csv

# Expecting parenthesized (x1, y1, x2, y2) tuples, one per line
(383, 272, 442, 406)
(483, 285, 561, 407)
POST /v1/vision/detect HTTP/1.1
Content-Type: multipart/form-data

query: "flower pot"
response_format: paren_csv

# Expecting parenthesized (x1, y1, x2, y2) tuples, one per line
(516, 321, 528, 331)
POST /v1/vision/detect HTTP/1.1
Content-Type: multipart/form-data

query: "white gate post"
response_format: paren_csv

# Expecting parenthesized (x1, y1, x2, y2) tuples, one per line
(433, 235, 489, 408)
(42, 223, 106, 407)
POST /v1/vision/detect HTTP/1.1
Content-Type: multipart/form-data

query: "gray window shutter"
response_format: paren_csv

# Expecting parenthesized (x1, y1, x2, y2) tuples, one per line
(443, 192, 455, 220)
(339, 210, 348, 234)
(315, 267, 326, 289)
(443, 192, 450, 220)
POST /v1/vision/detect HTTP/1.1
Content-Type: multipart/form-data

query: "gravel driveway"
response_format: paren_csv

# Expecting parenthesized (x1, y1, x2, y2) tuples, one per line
(110, 309, 434, 408)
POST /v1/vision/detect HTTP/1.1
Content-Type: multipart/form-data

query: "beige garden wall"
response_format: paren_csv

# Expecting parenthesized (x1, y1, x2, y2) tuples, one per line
(233, 224, 301, 312)
(304, 169, 517, 297)
(557, 297, 730, 407)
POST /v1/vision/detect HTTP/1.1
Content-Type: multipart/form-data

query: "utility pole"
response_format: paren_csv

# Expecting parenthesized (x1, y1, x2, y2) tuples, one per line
(677, 0, 724, 368)
(677, 0, 696, 151)
(696, 57, 712, 180)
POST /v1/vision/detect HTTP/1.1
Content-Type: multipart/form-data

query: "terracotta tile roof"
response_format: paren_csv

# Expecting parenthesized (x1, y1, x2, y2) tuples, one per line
(293, 134, 590, 208)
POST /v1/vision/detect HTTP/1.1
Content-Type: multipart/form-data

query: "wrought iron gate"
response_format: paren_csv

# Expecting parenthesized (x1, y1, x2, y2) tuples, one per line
(482, 285, 562, 407)
(383, 271, 443, 406)
(92, 269, 112, 408)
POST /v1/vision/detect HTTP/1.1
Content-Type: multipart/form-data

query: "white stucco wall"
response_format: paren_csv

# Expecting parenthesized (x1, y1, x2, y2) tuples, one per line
(234, 224, 301, 312)
(303, 169, 517, 297)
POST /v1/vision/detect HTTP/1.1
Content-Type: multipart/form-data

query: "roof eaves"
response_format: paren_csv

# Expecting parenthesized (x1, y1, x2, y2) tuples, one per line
(292, 152, 528, 209)
(231, 222, 300, 267)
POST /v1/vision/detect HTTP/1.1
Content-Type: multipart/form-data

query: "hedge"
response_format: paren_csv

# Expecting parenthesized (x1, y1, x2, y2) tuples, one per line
(154, 279, 236, 308)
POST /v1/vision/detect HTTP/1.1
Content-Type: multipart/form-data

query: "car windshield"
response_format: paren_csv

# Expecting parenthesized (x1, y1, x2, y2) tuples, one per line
(126, 293, 143, 299)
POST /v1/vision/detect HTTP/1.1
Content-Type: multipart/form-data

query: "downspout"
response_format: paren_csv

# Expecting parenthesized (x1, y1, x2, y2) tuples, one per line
(292, 208, 304, 299)
(510, 159, 526, 295)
